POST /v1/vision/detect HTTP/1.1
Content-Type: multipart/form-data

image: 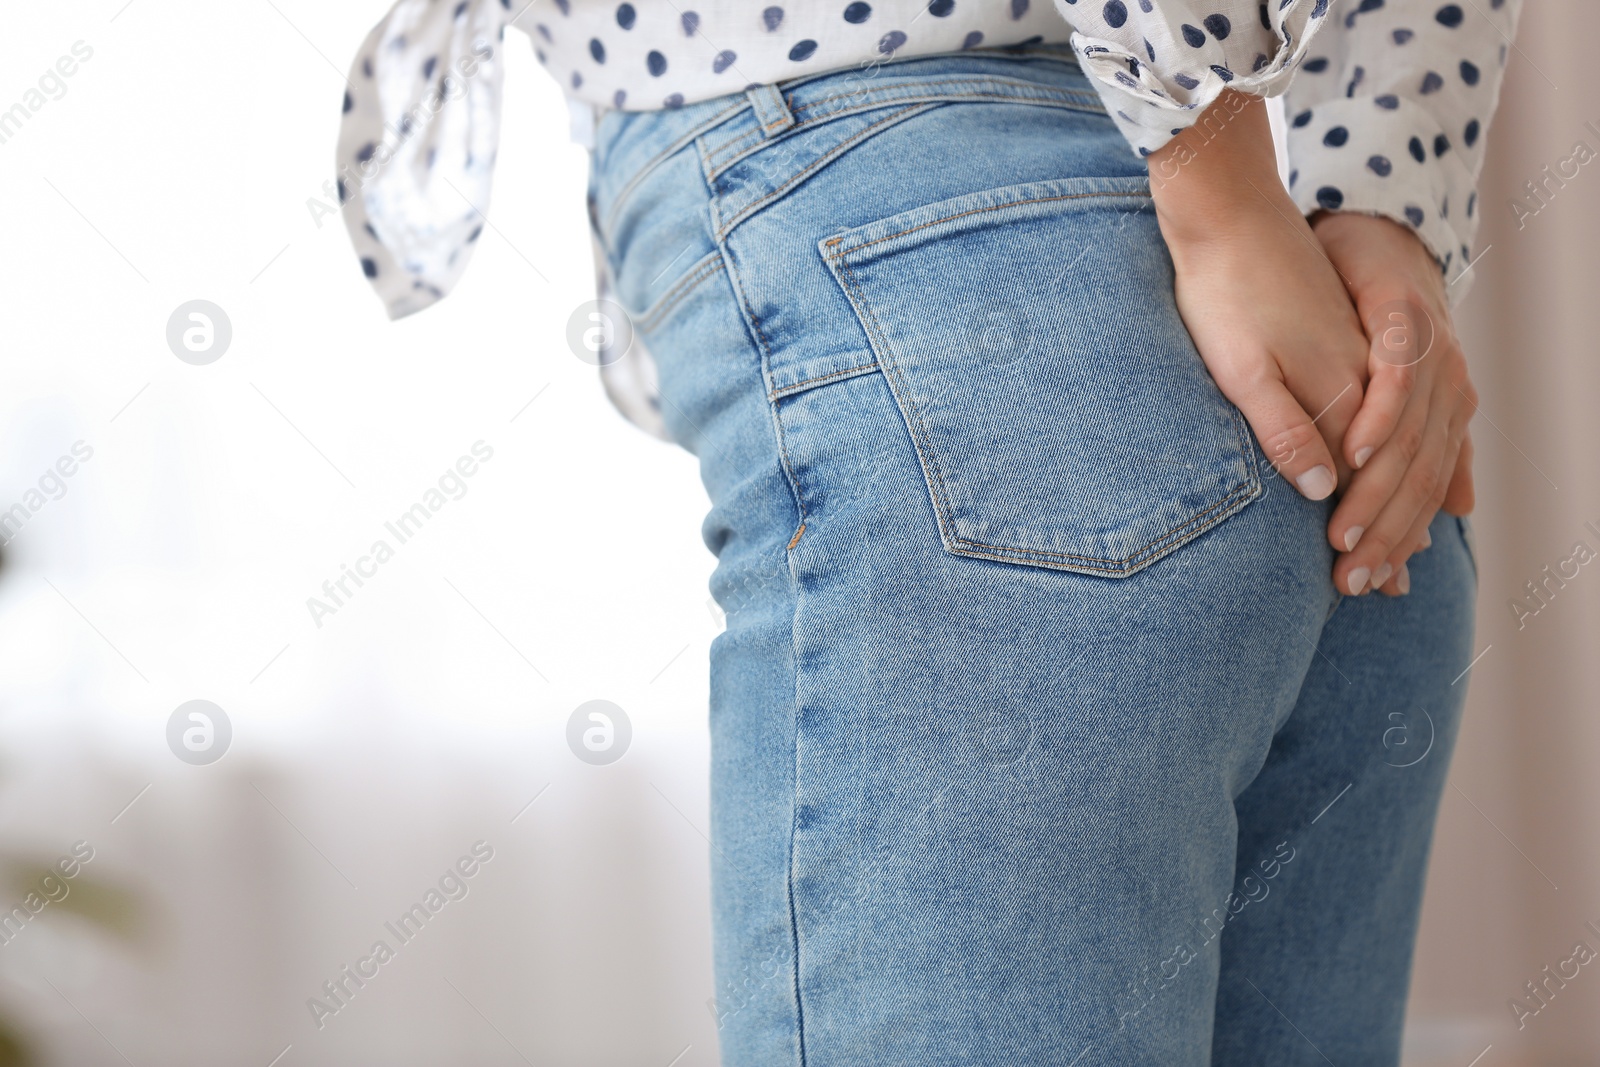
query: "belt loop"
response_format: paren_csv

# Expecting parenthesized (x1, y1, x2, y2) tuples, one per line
(745, 83, 796, 137)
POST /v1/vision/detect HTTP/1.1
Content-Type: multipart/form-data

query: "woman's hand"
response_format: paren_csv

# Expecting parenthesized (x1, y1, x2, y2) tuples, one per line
(1149, 91, 1368, 506)
(1311, 211, 1477, 597)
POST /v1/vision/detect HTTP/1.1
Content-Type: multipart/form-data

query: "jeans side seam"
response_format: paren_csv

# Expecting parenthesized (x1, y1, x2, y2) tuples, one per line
(783, 564, 810, 1067)
(728, 284, 808, 526)
(710, 214, 811, 1067)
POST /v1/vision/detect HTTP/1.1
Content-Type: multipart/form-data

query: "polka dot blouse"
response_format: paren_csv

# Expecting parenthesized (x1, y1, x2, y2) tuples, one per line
(337, 0, 1521, 428)
(1062, 0, 1522, 294)
(335, 0, 1070, 322)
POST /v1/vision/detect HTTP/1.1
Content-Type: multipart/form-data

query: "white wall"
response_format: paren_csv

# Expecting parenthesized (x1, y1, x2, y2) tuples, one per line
(0, 3, 722, 1063)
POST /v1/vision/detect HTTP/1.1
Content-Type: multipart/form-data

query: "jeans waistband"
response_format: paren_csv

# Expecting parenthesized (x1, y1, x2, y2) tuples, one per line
(591, 44, 1096, 239)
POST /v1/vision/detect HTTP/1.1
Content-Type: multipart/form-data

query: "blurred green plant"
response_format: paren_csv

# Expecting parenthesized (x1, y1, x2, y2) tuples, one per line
(0, 546, 141, 1063)
(0, 852, 142, 1064)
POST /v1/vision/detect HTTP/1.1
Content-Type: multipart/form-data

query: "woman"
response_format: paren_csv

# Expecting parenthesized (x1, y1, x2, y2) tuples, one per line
(339, 1, 1517, 1062)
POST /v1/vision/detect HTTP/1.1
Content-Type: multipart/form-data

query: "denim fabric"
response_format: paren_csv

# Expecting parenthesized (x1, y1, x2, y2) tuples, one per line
(589, 45, 1478, 1067)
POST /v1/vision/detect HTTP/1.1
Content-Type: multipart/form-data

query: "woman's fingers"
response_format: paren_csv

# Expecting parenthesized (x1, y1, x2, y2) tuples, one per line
(1308, 212, 1477, 597)
(1371, 404, 1468, 597)
(1343, 351, 1415, 470)
(1332, 397, 1452, 596)
(1224, 372, 1346, 501)
(1327, 393, 1427, 560)
(1329, 328, 1475, 570)
(1342, 301, 1432, 469)
(1346, 365, 1472, 595)
(1375, 485, 1449, 597)
(1375, 561, 1412, 597)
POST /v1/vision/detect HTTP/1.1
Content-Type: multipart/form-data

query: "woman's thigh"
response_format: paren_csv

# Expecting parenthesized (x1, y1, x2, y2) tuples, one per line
(595, 55, 1474, 1066)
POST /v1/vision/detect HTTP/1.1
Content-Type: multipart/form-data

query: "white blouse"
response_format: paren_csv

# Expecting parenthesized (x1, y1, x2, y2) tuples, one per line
(337, 0, 1520, 436)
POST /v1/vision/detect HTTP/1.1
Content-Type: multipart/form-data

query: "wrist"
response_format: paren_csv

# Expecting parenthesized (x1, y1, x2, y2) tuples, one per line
(1148, 90, 1293, 245)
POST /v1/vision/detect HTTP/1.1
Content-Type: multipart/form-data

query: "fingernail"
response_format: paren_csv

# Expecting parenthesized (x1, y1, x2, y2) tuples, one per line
(1420, 528, 1432, 548)
(1373, 562, 1394, 589)
(1344, 525, 1364, 552)
(1347, 567, 1371, 596)
(1297, 466, 1336, 501)
(1396, 564, 1411, 595)
(1354, 446, 1374, 469)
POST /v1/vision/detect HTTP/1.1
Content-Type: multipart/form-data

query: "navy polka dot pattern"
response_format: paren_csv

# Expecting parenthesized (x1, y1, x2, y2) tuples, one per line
(336, 0, 1073, 326)
(1282, 0, 1520, 297)
(1054, 0, 1521, 298)
(335, 0, 510, 321)
(433, 0, 1074, 114)
(1056, 0, 1340, 155)
(337, 0, 1522, 432)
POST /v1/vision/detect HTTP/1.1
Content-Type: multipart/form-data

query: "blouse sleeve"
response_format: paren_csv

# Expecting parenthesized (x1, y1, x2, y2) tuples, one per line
(1051, 0, 1339, 157)
(336, 0, 518, 320)
(1281, 0, 1522, 299)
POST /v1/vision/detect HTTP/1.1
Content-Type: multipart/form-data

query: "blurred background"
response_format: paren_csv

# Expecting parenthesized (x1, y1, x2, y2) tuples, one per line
(0, 1, 1594, 1064)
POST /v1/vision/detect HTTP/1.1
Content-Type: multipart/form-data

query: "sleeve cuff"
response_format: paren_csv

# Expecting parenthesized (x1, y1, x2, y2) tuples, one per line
(1061, 0, 1337, 158)
(1286, 94, 1481, 303)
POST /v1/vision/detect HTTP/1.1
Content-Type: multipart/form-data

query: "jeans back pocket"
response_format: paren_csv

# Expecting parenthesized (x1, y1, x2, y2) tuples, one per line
(820, 176, 1261, 577)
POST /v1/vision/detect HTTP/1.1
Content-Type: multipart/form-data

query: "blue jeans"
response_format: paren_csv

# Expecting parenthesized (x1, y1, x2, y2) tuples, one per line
(590, 46, 1478, 1067)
